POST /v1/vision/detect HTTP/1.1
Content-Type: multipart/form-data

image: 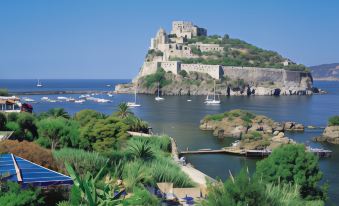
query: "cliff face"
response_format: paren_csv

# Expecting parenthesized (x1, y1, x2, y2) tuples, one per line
(116, 68, 314, 96)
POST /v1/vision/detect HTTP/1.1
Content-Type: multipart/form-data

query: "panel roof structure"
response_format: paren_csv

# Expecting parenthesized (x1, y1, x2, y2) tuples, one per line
(0, 153, 73, 187)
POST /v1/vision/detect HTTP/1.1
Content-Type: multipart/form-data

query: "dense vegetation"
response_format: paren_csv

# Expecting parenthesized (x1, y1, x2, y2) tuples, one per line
(203, 109, 255, 122)
(202, 144, 326, 206)
(142, 67, 172, 88)
(181, 35, 308, 71)
(0, 105, 330, 205)
(328, 116, 339, 126)
(0, 104, 193, 205)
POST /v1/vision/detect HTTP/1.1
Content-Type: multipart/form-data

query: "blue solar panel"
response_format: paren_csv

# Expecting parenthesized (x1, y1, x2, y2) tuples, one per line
(0, 153, 73, 187)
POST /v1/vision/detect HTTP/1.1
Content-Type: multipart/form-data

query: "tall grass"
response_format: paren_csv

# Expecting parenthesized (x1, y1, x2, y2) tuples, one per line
(150, 157, 195, 188)
(53, 148, 108, 177)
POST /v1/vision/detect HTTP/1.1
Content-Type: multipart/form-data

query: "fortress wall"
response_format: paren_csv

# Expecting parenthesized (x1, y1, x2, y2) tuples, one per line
(222, 66, 286, 83)
(182, 64, 221, 79)
(160, 61, 180, 74)
(140, 62, 158, 76)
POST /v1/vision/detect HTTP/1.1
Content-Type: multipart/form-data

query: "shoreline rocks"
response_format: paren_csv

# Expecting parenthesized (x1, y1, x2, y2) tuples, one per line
(314, 126, 339, 144)
(199, 110, 302, 150)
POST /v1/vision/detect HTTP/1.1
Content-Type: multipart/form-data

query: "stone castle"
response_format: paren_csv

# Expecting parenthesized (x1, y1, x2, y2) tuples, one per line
(134, 21, 312, 90)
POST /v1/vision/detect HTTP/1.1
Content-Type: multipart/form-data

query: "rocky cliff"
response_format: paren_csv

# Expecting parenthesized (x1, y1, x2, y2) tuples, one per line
(115, 68, 315, 96)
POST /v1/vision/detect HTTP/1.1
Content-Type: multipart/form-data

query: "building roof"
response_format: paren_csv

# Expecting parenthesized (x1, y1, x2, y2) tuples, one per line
(0, 153, 73, 187)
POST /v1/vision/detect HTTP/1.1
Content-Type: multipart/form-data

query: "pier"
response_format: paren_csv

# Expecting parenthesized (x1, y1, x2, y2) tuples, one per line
(179, 147, 246, 156)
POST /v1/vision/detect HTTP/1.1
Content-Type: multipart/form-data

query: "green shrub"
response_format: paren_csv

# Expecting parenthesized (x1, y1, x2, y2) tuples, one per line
(122, 187, 159, 206)
(179, 69, 188, 77)
(143, 67, 171, 88)
(150, 157, 194, 188)
(0, 112, 7, 130)
(255, 144, 326, 200)
(53, 148, 108, 177)
(328, 116, 339, 126)
(0, 88, 9, 96)
(0, 181, 44, 205)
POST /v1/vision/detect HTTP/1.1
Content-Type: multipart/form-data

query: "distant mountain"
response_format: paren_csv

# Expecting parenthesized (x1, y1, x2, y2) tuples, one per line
(310, 63, 339, 80)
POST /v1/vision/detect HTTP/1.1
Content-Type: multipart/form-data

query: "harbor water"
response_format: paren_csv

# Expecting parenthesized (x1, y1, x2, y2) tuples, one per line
(1, 79, 339, 203)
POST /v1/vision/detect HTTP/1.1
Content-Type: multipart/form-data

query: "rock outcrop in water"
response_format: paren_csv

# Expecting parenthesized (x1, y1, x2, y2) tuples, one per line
(314, 126, 339, 144)
(199, 110, 304, 150)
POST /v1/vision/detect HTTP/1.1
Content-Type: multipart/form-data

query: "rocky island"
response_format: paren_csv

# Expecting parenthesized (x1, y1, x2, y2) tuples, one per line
(199, 109, 304, 150)
(314, 116, 339, 144)
(116, 21, 315, 96)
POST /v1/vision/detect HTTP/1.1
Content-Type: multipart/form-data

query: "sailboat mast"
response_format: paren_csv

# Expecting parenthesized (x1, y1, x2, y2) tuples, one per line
(213, 80, 216, 100)
(134, 87, 137, 103)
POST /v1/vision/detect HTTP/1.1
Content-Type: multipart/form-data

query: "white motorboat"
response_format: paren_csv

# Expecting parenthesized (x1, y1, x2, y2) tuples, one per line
(23, 97, 35, 102)
(41, 97, 49, 101)
(75, 99, 85, 104)
(155, 82, 165, 101)
(57, 96, 68, 101)
(96, 98, 111, 103)
(66, 98, 76, 102)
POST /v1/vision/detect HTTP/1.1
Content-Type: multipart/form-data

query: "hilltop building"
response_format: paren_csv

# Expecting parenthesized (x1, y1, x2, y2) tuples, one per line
(135, 21, 310, 88)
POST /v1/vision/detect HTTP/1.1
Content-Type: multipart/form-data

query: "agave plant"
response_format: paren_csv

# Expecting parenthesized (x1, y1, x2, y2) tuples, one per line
(127, 140, 154, 161)
(65, 161, 123, 206)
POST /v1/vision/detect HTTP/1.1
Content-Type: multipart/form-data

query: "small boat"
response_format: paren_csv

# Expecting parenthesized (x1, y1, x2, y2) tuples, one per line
(107, 94, 113, 97)
(96, 98, 111, 103)
(23, 98, 35, 102)
(155, 82, 164, 101)
(74, 99, 85, 104)
(106, 84, 111, 87)
(36, 79, 43, 87)
(66, 98, 76, 102)
(127, 87, 141, 107)
(205, 80, 220, 105)
(57, 96, 68, 101)
(187, 99, 192, 102)
(41, 97, 49, 101)
(48, 99, 57, 103)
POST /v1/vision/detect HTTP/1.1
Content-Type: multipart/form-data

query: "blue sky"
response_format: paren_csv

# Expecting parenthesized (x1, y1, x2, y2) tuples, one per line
(1, 0, 338, 79)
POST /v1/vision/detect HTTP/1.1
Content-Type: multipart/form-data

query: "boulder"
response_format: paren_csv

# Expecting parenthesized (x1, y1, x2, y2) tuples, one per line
(321, 126, 339, 144)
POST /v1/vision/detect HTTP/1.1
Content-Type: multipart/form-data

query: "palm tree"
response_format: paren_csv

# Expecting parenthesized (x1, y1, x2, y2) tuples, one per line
(116, 103, 133, 119)
(123, 116, 148, 132)
(46, 108, 70, 119)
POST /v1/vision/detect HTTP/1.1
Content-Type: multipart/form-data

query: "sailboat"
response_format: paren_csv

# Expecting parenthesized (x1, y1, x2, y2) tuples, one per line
(205, 80, 220, 105)
(155, 82, 164, 101)
(127, 86, 141, 107)
(36, 79, 43, 87)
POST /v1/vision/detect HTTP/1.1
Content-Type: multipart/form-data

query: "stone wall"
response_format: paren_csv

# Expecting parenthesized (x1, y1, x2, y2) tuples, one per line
(160, 61, 181, 75)
(222, 66, 312, 88)
(182, 64, 221, 79)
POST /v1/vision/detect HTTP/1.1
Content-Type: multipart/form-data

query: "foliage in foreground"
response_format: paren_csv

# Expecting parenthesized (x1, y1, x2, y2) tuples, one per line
(0, 181, 44, 206)
(255, 144, 326, 200)
(201, 169, 324, 206)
